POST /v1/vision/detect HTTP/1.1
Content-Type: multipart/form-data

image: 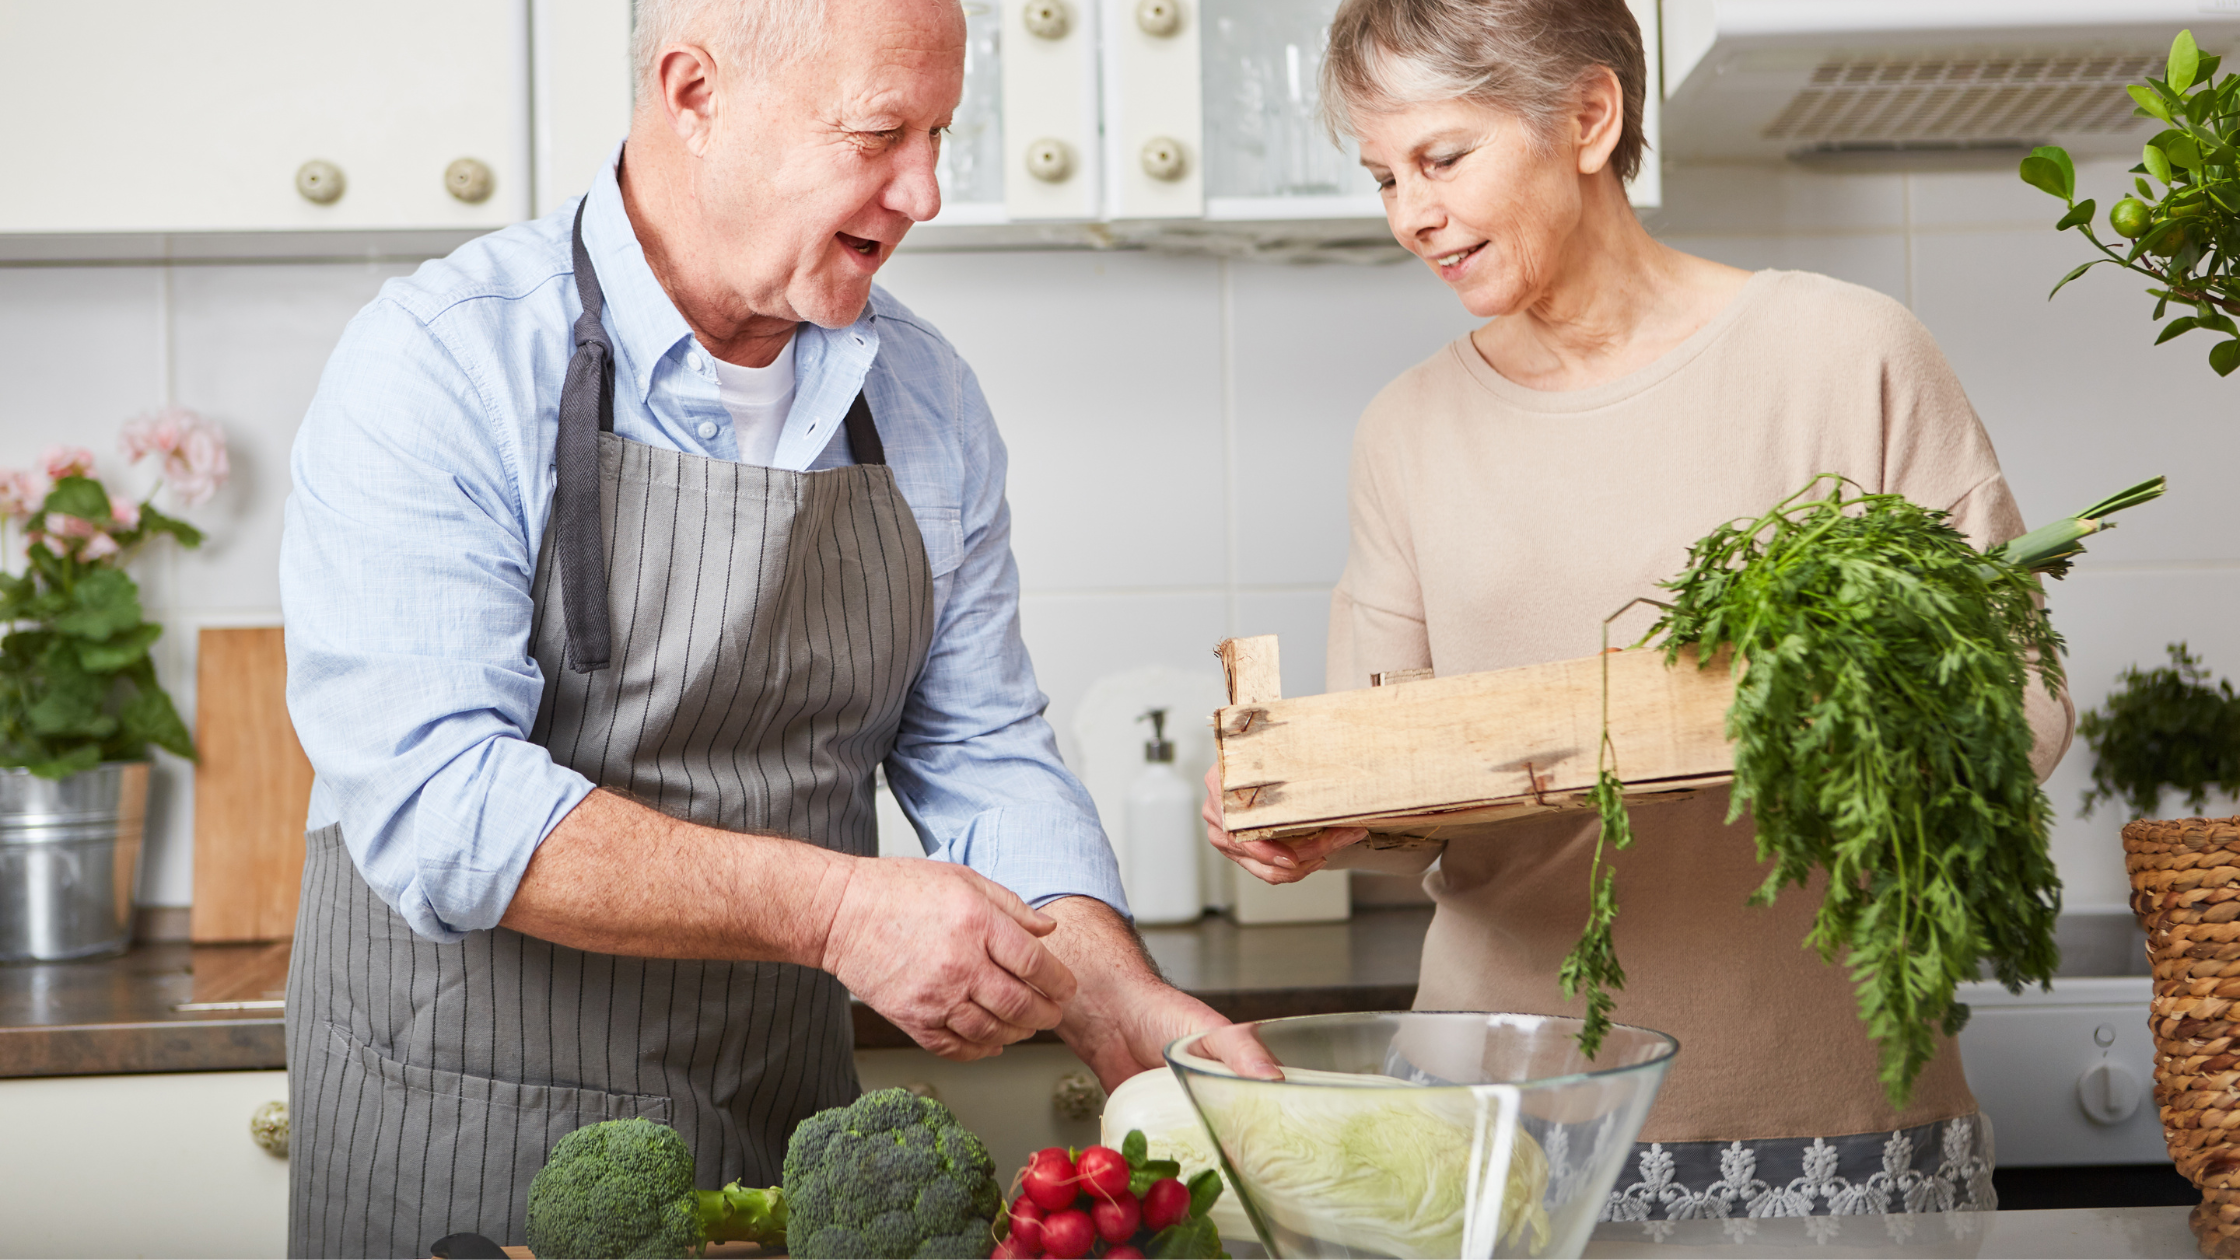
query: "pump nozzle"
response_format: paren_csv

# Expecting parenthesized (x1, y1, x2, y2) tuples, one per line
(1138, 708, 1175, 763)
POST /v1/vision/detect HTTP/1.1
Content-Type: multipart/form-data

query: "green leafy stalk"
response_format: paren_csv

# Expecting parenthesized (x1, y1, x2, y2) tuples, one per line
(2079, 642, 2240, 819)
(1990, 475, 2167, 578)
(1582, 476, 2104, 1102)
(1557, 613, 1646, 1059)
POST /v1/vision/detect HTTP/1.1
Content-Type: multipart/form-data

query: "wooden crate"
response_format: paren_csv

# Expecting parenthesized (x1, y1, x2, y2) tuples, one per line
(1212, 636, 1737, 848)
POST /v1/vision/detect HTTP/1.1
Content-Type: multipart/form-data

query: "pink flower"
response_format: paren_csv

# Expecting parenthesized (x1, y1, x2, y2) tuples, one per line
(108, 494, 140, 530)
(41, 446, 95, 481)
(80, 532, 119, 561)
(0, 469, 43, 519)
(46, 514, 99, 543)
(121, 409, 186, 463)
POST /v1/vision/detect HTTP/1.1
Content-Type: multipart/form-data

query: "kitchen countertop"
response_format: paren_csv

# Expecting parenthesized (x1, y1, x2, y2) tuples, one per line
(0, 906, 1431, 1076)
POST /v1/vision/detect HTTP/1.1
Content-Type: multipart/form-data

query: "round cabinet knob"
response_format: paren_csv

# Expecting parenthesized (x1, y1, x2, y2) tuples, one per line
(445, 157, 495, 204)
(1140, 136, 1187, 181)
(1024, 137, 1074, 183)
(294, 160, 345, 205)
(1136, 0, 1183, 37)
(2076, 1061, 2142, 1126)
(1021, 0, 1068, 39)
(1052, 1071, 1105, 1122)
(250, 1099, 289, 1157)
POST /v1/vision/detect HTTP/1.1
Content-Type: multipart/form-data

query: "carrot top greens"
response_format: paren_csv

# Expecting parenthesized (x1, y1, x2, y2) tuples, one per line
(1561, 474, 2161, 1105)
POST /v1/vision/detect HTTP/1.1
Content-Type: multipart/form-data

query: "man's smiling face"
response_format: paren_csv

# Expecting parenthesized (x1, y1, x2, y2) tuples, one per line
(690, 0, 965, 329)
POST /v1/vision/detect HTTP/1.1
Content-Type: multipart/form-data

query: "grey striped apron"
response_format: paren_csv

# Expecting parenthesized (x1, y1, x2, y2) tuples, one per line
(285, 200, 936, 1257)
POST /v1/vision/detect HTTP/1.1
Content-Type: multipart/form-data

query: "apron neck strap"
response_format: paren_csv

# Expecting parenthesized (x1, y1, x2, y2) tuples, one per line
(556, 197, 617, 672)
(843, 390, 884, 466)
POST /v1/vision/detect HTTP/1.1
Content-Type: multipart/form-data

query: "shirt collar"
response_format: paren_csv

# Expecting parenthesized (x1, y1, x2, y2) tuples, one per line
(579, 143, 881, 409)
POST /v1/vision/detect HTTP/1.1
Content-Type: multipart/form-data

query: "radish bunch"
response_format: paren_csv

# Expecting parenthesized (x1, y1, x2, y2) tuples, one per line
(991, 1130, 1225, 1259)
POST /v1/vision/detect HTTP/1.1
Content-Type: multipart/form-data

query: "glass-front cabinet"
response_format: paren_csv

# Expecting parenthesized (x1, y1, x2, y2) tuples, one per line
(929, 0, 1660, 239)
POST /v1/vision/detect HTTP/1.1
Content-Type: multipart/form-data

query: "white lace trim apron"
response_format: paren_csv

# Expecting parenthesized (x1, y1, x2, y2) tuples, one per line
(1599, 1114, 1996, 1223)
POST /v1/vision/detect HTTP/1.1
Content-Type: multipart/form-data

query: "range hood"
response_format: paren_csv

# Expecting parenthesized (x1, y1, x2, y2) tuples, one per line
(1660, 0, 2240, 166)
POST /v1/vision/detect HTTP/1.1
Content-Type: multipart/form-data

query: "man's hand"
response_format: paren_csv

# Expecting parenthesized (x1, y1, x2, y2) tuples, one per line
(821, 857, 1079, 1061)
(1201, 764, 1366, 885)
(1039, 896, 1280, 1091)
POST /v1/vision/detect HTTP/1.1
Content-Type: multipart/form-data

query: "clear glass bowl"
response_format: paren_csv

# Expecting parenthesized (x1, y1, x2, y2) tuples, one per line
(1167, 1011, 1678, 1260)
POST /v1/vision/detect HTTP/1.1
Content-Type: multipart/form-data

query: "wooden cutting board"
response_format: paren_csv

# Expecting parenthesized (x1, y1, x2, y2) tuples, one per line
(190, 627, 314, 942)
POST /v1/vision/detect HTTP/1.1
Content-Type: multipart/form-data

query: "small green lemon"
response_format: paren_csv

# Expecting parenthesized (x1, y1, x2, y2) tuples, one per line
(2110, 197, 2152, 239)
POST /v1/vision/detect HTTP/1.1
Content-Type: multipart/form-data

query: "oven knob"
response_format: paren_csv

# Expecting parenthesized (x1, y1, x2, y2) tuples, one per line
(2076, 1061, 2142, 1125)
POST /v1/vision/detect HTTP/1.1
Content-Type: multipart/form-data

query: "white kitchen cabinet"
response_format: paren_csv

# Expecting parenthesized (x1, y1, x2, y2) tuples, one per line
(0, 2, 529, 233)
(531, 0, 636, 217)
(0, 1069, 291, 1259)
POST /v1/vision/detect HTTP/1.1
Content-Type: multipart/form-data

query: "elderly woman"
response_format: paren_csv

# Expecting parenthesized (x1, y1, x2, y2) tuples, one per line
(1203, 0, 2073, 1220)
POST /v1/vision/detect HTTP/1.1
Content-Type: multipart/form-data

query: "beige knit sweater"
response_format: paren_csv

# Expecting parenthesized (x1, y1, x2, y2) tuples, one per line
(1326, 269, 2075, 1143)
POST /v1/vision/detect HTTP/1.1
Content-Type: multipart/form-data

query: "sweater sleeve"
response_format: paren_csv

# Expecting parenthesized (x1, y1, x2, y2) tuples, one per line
(1872, 296, 2076, 782)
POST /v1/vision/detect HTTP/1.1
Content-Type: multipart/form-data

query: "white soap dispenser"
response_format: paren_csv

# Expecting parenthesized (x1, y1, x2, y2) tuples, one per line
(1123, 708, 1204, 925)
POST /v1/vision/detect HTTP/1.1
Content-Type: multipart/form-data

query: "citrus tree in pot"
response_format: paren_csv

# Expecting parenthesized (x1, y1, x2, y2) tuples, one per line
(2022, 31, 2240, 1256)
(0, 411, 227, 964)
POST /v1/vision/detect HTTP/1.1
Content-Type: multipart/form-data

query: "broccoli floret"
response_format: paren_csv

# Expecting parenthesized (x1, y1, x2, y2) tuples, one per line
(525, 1118, 787, 1259)
(782, 1088, 1002, 1260)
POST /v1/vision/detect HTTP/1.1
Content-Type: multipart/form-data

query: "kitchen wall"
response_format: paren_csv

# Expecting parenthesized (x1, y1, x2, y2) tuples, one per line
(0, 152, 2226, 914)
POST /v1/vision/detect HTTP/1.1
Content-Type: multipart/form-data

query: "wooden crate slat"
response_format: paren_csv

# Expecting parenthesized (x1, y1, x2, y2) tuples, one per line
(1215, 644, 1737, 842)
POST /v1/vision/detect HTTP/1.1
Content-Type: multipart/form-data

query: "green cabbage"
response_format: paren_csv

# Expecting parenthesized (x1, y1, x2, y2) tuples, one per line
(1103, 1067, 1550, 1257)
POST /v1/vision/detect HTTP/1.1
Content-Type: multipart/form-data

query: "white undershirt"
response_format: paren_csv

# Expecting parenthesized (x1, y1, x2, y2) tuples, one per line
(708, 333, 798, 468)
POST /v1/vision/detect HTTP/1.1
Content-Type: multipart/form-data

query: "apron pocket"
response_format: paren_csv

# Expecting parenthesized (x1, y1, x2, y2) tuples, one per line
(307, 1024, 674, 1255)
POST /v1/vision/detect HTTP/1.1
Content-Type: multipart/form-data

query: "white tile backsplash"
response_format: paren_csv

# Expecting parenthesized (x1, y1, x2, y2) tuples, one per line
(2, 154, 2224, 915)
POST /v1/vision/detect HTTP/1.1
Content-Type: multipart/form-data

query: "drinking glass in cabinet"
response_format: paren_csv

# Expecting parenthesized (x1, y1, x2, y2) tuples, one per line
(1203, 0, 1374, 201)
(938, 1, 1006, 208)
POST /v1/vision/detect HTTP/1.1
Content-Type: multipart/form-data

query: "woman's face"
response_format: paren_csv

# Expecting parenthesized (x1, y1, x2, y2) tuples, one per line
(1355, 97, 1588, 319)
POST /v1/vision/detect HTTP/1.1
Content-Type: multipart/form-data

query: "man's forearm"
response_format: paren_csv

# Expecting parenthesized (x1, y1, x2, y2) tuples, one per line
(498, 788, 852, 963)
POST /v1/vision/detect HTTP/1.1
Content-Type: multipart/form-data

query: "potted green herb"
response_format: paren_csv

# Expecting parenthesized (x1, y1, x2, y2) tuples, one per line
(2079, 643, 2240, 821)
(0, 410, 228, 963)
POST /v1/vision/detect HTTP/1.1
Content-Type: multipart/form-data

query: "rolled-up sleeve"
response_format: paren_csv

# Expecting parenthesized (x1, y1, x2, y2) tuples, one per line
(880, 363, 1128, 916)
(281, 298, 592, 943)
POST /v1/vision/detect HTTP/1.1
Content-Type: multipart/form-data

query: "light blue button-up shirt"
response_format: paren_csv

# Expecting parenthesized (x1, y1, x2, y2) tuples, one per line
(280, 152, 1125, 943)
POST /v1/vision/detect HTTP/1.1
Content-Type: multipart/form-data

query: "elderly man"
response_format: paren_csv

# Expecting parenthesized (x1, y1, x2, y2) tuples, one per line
(277, 0, 1246, 1253)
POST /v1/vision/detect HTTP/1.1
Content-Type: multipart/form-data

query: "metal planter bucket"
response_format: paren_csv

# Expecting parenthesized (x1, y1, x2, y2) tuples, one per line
(0, 762, 149, 963)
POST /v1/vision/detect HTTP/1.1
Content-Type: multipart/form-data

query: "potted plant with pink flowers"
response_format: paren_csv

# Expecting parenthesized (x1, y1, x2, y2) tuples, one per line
(0, 407, 229, 963)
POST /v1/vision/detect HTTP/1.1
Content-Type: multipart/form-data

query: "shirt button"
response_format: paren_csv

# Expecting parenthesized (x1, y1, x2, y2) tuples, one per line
(688, 351, 707, 373)
(696, 421, 718, 440)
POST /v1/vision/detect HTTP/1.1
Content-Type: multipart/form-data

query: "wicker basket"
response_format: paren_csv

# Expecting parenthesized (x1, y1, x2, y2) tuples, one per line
(2125, 816, 2240, 1258)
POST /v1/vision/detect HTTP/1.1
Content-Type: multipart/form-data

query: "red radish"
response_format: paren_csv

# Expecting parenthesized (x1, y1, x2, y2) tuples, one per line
(989, 1236, 1030, 1260)
(1010, 1194, 1045, 1225)
(1141, 1177, 1190, 1232)
(1105, 1249, 1146, 1259)
(1023, 1148, 1078, 1213)
(1074, 1145, 1131, 1202)
(1090, 1193, 1141, 1243)
(1007, 1213, 1045, 1255)
(1040, 1208, 1094, 1260)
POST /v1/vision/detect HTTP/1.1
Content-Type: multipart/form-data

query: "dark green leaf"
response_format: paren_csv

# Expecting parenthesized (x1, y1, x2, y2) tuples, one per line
(2047, 258, 2110, 301)
(76, 622, 160, 674)
(1146, 1216, 1223, 1260)
(2019, 146, 2076, 201)
(1186, 1168, 1224, 1218)
(25, 744, 101, 781)
(39, 475, 108, 523)
(2172, 28, 2202, 95)
(1122, 1129, 1149, 1168)
(2167, 134, 2205, 171)
(2080, 644, 2240, 819)
(118, 663, 196, 762)
(49, 568, 142, 642)
(2199, 54, 2223, 84)
(2158, 315, 2204, 343)
(2056, 198, 2097, 231)
(135, 502, 203, 549)
(2212, 338, 2240, 376)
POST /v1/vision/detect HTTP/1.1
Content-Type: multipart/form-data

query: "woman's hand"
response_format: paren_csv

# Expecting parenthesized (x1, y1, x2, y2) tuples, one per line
(1201, 763, 1367, 885)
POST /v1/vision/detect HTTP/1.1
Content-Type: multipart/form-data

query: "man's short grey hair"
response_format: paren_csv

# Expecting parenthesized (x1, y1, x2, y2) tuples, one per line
(631, 0, 831, 98)
(1320, 0, 1648, 182)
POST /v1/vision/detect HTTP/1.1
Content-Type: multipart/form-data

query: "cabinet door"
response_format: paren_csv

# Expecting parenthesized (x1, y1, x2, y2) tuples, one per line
(0, 1069, 292, 1258)
(531, 0, 634, 216)
(0, 2, 529, 232)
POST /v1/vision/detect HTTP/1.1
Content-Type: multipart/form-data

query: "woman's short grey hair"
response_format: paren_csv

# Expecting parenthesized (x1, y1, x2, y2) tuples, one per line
(1320, 0, 1649, 182)
(631, 0, 832, 98)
